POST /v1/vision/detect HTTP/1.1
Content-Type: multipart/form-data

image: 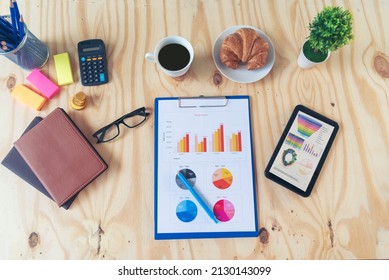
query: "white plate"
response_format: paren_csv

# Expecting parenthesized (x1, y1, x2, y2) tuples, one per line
(212, 25, 275, 83)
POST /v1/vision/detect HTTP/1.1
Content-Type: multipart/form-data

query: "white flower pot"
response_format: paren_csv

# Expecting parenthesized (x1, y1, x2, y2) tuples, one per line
(297, 42, 330, 69)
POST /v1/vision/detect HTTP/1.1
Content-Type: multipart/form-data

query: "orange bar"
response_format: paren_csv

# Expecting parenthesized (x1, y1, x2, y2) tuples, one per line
(233, 133, 237, 152)
(203, 137, 207, 152)
(179, 139, 184, 152)
(238, 131, 242, 152)
(220, 124, 224, 152)
(185, 134, 189, 152)
(213, 131, 218, 152)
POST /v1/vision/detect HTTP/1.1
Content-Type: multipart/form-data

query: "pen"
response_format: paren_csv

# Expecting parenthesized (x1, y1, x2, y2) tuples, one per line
(177, 171, 218, 224)
(18, 14, 24, 40)
(9, 0, 18, 43)
(12, 1, 21, 28)
(0, 17, 13, 35)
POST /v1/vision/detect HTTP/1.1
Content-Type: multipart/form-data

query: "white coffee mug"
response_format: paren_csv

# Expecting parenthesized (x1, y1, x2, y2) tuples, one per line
(145, 36, 194, 78)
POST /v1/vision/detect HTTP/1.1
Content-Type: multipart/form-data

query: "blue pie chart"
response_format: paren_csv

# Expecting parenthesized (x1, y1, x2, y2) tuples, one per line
(176, 200, 198, 222)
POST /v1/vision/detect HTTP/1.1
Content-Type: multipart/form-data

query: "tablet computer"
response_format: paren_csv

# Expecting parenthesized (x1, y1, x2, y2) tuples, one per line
(265, 105, 339, 197)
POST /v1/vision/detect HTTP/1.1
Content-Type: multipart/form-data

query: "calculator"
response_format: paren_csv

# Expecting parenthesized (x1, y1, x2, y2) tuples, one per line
(77, 39, 109, 86)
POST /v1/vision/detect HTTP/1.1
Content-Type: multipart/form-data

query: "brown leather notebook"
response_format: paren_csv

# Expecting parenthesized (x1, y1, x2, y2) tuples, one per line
(14, 108, 108, 207)
(1, 117, 77, 209)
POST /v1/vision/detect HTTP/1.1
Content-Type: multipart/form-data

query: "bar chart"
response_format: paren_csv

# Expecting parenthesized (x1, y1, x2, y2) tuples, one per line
(302, 143, 322, 158)
(175, 124, 243, 153)
(230, 132, 242, 152)
(212, 124, 225, 152)
(195, 136, 207, 152)
(177, 133, 190, 153)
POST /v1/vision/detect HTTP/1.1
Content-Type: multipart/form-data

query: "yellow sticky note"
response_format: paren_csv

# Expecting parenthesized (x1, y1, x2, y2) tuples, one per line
(11, 85, 47, 111)
(54, 52, 74, 86)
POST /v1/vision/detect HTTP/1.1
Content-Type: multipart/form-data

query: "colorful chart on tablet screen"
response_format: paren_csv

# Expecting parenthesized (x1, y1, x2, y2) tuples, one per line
(297, 114, 322, 137)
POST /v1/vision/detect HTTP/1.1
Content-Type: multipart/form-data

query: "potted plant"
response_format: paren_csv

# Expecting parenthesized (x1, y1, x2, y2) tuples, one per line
(298, 6, 353, 69)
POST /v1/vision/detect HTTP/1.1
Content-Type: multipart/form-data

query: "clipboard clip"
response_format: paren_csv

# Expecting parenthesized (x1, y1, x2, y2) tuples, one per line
(178, 96, 228, 108)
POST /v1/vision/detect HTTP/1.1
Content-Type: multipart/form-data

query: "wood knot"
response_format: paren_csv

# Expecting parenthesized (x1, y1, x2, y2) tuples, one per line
(213, 71, 223, 86)
(328, 220, 334, 248)
(271, 222, 282, 232)
(28, 232, 39, 248)
(374, 54, 389, 78)
(6, 75, 16, 90)
(97, 225, 104, 235)
(258, 227, 269, 244)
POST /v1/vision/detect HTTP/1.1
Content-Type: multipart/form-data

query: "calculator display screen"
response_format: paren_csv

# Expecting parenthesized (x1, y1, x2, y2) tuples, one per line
(82, 46, 100, 52)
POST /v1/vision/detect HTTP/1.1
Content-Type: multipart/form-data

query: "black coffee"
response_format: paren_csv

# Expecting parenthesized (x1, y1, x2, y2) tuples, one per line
(158, 43, 190, 71)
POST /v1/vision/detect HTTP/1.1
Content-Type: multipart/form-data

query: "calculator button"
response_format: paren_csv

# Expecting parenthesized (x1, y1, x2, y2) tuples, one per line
(99, 73, 105, 82)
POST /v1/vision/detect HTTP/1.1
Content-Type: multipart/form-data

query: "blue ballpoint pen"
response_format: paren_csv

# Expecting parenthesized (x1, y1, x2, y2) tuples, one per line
(177, 171, 218, 224)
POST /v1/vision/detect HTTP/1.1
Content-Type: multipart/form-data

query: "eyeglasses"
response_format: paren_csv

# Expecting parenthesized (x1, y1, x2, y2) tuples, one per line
(92, 107, 150, 143)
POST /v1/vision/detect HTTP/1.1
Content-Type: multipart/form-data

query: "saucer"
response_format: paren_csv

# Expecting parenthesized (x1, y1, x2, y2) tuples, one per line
(212, 25, 275, 83)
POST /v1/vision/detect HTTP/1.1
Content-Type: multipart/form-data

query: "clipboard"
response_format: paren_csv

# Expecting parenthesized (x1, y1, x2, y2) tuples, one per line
(154, 95, 258, 239)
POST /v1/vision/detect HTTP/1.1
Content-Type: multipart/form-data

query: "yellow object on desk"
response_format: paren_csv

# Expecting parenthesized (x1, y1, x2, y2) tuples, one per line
(70, 92, 87, 110)
(11, 84, 46, 111)
(53, 52, 74, 86)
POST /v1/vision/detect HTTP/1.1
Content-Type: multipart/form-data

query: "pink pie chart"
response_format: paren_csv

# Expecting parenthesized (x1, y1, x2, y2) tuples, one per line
(213, 199, 235, 222)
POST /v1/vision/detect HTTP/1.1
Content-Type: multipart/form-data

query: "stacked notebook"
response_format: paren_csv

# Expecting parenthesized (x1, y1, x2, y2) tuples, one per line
(1, 108, 108, 209)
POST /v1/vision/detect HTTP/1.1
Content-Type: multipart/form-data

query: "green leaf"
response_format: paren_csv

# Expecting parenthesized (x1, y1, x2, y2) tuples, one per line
(307, 6, 353, 52)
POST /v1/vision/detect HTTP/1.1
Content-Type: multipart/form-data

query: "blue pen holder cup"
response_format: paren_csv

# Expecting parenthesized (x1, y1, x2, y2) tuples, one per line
(0, 15, 49, 71)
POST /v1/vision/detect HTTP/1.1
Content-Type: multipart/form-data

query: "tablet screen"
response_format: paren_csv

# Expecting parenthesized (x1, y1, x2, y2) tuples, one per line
(266, 106, 338, 195)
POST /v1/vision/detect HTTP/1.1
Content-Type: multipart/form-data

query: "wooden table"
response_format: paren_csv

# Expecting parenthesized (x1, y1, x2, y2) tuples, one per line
(0, 0, 388, 260)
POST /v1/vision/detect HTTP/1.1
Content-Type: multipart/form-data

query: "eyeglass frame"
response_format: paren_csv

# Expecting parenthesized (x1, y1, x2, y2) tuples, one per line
(92, 107, 150, 143)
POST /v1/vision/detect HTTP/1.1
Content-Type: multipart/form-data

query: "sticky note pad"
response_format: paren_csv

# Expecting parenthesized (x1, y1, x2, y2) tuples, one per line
(26, 69, 60, 99)
(54, 52, 74, 86)
(11, 84, 47, 111)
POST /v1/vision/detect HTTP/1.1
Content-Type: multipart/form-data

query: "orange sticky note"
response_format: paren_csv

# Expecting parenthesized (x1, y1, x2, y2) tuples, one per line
(11, 85, 47, 111)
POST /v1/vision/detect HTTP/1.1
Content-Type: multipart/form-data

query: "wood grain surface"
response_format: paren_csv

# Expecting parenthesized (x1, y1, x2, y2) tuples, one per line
(0, 0, 388, 260)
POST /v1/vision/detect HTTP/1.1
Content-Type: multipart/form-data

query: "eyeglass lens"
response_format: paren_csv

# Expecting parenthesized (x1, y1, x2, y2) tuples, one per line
(122, 114, 146, 128)
(97, 124, 120, 142)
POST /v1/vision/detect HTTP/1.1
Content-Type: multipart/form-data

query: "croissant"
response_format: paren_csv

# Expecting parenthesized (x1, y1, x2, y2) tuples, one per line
(219, 28, 269, 70)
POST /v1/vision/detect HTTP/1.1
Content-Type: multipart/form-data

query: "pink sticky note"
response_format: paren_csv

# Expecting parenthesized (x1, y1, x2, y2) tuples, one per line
(26, 69, 60, 99)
